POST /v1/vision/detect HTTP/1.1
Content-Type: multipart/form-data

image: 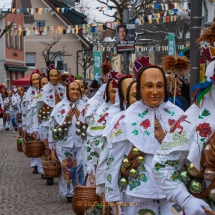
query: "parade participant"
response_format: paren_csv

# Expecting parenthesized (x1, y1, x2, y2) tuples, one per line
(104, 65, 184, 215)
(0, 85, 4, 131)
(21, 70, 41, 173)
(95, 77, 135, 199)
(86, 71, 119, 177)
(151, 24, 215, 215)
(27, 73, 48, 176)
(48, 75, 85, 203)
(16, 88, 25, 136)
(4, 90, 19, 131)
(75, 80, 89, 103)
(84, 60, 112, 123)
(32, 64, 65, 185)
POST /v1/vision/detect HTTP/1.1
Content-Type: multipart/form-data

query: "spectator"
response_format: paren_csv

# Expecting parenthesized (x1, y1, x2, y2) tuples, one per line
(88, 80, 99, 98)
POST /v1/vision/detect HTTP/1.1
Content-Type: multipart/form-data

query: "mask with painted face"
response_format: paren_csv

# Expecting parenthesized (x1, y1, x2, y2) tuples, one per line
(140, 68, 165, 108)
(31, 73, 40, 88)
(49, 69, 59, 86)
(8, 91, 12, 97)
(129, 82, 137, 105)
(108, 80, 118, 104)
(121, 78, 133, 103)
(75, 80, 85, 96)
(68, 82, 81, 102)
(40, 77, 48, 89)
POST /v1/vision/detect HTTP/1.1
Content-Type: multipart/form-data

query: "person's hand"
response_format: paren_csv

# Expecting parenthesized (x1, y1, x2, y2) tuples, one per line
(32, 131, 39, 140)
(51, 148, 57, 161)
(182, 195, 211, 215)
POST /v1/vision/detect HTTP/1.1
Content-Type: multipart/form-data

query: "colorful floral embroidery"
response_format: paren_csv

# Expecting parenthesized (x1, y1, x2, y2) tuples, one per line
(138, 209, 155, 215)
(169, 115, 189, 134)
(128, 179, 140, 190)
(138, 173, 147, 182)
(194, 122, 212, 152)
(198, 108, 211, 119)
(110, 128, 123, 139)
(165, 160, 179, 167)
(170, 171, 180, 181)
(159, 131, 188, 150)
(107, 174, 112, 183)
(164, 108, 175, 116)
(138, 109, 148, 118)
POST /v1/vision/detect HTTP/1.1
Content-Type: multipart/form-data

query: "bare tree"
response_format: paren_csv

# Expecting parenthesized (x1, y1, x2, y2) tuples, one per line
(40, 37, 67, 68)
(96, 0, 155, 24)
(0, 12, 15, 38)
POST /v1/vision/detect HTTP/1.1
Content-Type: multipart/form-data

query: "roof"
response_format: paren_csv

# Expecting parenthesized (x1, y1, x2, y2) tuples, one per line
(0, 0, 13, 10)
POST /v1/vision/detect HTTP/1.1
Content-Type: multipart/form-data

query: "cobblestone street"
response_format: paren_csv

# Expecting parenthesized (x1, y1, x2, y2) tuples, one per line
(0, 130, 75, 215)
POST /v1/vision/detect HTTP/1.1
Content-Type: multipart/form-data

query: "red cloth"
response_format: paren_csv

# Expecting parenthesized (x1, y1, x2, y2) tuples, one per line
(12, 74, 31, 86)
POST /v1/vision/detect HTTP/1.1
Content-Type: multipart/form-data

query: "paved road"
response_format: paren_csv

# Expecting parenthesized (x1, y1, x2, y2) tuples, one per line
(0, 130, 75, 215)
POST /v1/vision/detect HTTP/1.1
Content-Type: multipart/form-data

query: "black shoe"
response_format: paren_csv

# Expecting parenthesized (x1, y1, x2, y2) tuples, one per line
(41, 174, 47, 179)
(15, 128, 17, 131)
(5, 128, 9, 131)
(67, 197, 72, 203)
(46, 178, 54, 185)
(33, 166, 38, 174)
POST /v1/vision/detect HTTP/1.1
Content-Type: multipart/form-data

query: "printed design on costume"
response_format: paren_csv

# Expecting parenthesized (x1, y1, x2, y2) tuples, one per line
(198, 108, 211, 119)
(128, 179, 140, 190)
(159, 130, 188, 150)
(138, 209, 155, 215)
(56, 103, 66, 118)
(107, 174, 112, 183)
(170, 171, 180, 181)
(155, 159, 179, 171)
(169, 115, 189, 134)
(129, 109, 151, 137)
(46, 89, 54, 103)
(164, 108, 175, 116)
(105, 153, 114, 171)
(86, 139, 99, 162)
(110, 115, 125, 139)
(31, 90, 35, 96)
(35, 93, 42, 100)
(194, 122, 212, 152)
(89, 107, 109, 130)
(61, 151, 77, 185)
(81, 104, 90, 116)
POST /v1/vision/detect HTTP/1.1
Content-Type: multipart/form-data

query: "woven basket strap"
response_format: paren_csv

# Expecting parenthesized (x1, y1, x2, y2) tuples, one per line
(154, 117, 166, 144)
(55, 91, 61, 105)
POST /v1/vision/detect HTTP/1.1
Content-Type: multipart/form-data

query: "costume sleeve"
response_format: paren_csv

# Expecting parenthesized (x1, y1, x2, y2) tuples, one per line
(32, 101, 42, 133)
(21, 101, 28, 127)
(96, 137, 110, 186)
(86, 136, 100, 166)
(48, 115, 57, 149)
(152, 152, 190, 204)
(105, 140, 127, 202)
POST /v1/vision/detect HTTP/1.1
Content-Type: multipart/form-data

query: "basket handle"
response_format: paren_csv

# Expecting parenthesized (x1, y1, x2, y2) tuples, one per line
(84, 173, 95, 186)
(204, 209, 215, 215)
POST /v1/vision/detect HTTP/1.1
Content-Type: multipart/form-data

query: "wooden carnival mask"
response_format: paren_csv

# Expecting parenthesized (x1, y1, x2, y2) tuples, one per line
(49, 69, 59, 86)
(31, 73, 40, 88)
(140, 68, 165, 107)
(129, 82, 137, 105)
(40, 77, 48, 88)
(108, 80, 118, 104)
(8, 90, 12, 97)
(121, 78, 133, 102)
(68, 82, 81, 102)
(75, 80, 85, 96)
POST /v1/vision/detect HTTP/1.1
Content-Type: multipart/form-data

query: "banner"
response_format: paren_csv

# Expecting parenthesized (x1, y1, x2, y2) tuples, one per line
(168, 33, 176, 55)
(93, 51, 102, 84)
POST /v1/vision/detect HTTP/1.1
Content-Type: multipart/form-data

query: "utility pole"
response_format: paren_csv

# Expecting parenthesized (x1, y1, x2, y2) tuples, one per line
(123, 8, 129, 74)
(189, 0, 203, 104)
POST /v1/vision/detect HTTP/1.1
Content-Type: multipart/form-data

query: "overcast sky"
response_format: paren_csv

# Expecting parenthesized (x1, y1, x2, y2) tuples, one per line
(77, 0, 116, 23)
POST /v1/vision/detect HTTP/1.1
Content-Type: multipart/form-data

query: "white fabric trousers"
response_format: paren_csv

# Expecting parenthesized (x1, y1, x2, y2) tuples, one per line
(5, 111, 17, 128)
(56, 144, 84, 198)
(122, 193, 183, 215)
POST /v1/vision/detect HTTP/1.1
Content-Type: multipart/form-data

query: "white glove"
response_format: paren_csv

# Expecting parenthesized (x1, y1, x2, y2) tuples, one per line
(182, 195, 211, 215)
(87, 165, 95, 175)
(96, 184, 105, 196)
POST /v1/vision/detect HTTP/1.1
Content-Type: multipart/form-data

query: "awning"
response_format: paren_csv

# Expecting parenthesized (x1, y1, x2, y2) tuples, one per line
(11, 74, 31, 86)
(4, 64, 28, 72)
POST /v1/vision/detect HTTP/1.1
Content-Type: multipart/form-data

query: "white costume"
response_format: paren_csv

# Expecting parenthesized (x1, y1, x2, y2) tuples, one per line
(152, 61, 215, 214)
(105, 100, 183, 215)
(4, 95, 18, 129)
(0, 94, 4, 130)
(48, 98, 85, 197)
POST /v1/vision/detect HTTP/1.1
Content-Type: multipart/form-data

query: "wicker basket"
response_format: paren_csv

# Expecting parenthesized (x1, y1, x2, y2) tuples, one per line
(17, 137, 23, 152)
(72, 174, 99, 215)
(41, 158, 61, 178)
(22, 133, 45, 158)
